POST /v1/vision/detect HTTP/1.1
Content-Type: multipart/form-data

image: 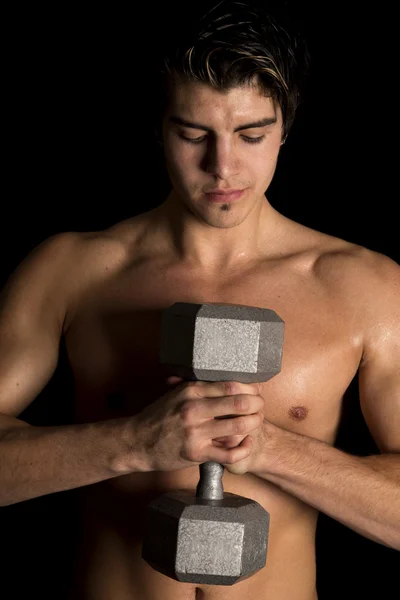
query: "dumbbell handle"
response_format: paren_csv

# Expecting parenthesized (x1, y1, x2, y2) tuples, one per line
(196, 461, 224, 500)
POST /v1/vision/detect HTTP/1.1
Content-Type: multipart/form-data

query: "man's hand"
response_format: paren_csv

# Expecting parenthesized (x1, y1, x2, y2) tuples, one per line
(221, 418, 283, 475)
(131, 377, 265, 472)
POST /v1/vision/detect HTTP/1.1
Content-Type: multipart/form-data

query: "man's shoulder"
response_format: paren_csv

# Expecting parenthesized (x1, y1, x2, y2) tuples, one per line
(281, 217, 397, 296)
(306, 228, 399, 307)
(313, 233, 397, 282)
(32, 228, 125, 279)
(32, 216, 147, 330)
(41, 214, 146, 272)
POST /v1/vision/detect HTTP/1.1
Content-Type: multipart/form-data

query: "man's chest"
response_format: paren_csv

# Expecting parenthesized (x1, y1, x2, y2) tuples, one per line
(64, 261, 363, 443)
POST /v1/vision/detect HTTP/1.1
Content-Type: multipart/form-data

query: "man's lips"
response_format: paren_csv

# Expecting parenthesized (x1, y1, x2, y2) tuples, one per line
(204, 189, 246, 202)
(205, 189, 245, 194)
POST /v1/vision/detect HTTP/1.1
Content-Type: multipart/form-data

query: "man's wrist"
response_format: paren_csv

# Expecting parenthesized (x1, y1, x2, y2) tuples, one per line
(109, 415, 152, 475)
(251, 420, 305, 478)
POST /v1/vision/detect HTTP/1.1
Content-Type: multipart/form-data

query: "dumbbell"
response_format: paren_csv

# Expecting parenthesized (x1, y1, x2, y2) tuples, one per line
(141, 302, 284, 586)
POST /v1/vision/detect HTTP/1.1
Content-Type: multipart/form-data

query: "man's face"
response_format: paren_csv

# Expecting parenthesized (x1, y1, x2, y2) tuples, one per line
(161, 79, 284, 228)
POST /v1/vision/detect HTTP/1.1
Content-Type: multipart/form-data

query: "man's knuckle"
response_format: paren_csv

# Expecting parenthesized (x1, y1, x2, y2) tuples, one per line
(180, 400, 197, 424)
(186, 381, 203, 399)
(222, 381, 231, 395)
(234, 394, 248, 412)
(224, 380, 239, 396)
(225, 448, 236, 464)
(233, 416, 246, 434)
(186, 380, 199, 387)
(185, 448, 197, 462)
(184, 436, 199, 461)
(185, 423, 197, 443)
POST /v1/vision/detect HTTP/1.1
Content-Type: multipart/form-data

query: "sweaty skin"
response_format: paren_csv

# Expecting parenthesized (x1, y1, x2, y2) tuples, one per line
(1, 82, 398, 600)
(62, 205, 390, 600)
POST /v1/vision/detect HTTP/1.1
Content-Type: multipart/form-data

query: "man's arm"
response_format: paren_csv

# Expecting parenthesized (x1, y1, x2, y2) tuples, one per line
(0, 233, 263, 506)
(0, 233, 146, 506)
(251, 422, 400, 549)
(226, 252, 400, 550)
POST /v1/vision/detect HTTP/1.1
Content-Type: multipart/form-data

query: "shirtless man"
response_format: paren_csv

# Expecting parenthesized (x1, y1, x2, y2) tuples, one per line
(1, 1, 399, 599)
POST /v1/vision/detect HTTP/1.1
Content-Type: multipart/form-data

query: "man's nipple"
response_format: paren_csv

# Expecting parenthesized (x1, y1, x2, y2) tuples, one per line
(288, 405, 308, 421)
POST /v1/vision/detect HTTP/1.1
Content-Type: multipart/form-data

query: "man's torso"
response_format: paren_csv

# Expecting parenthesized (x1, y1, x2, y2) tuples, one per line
(62, 209, 366, 600)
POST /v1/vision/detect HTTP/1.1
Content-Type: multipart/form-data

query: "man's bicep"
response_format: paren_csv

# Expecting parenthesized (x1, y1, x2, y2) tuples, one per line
(359, 314, 400, 453)
(0, 233, 77, 419)
(0, 332, 60, 419)
(359, 362, 400, 454)
(358, 254, 400, 454)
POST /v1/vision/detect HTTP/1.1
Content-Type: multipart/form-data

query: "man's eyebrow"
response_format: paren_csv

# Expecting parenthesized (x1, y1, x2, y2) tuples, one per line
(168, 116, 277, 132)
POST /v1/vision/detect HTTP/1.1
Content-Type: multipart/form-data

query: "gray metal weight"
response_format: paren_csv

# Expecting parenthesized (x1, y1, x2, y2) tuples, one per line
(159, 302, 284, 383)
(142, 302, 284, 585)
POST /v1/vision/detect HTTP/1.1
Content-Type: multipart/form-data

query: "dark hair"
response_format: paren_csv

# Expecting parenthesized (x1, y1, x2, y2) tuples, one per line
(155, 0, 311, 141)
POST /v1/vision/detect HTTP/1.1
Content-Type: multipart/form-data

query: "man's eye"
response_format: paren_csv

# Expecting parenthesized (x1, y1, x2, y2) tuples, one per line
(179, 134, 206, 145)
(179, 134, 265, 145)
(242, 135, 265, 144)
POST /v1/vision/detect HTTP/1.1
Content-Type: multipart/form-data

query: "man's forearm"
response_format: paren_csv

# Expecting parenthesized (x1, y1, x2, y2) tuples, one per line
(253, 425, 400, 550)
(0, 415, 145, 506)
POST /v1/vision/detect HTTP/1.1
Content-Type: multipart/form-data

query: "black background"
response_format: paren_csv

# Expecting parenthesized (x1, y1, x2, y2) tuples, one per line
(1, 2, 398, 599)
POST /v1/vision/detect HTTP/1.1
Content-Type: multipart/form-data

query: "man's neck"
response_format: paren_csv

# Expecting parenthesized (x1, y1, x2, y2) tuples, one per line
(152, 190, 285, 273)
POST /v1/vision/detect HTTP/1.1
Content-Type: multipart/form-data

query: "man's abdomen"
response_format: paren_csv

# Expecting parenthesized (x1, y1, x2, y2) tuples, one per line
(70, 472, 319, 600)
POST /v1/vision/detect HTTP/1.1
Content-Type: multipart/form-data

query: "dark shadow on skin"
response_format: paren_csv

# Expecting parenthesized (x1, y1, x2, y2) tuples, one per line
(316, 375, 398, 599)
(1, 330, 397, 599)
(0, 338, 79, 599)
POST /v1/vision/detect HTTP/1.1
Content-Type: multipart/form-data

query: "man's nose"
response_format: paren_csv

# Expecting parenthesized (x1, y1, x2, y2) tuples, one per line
(203, 138, 240, 180)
